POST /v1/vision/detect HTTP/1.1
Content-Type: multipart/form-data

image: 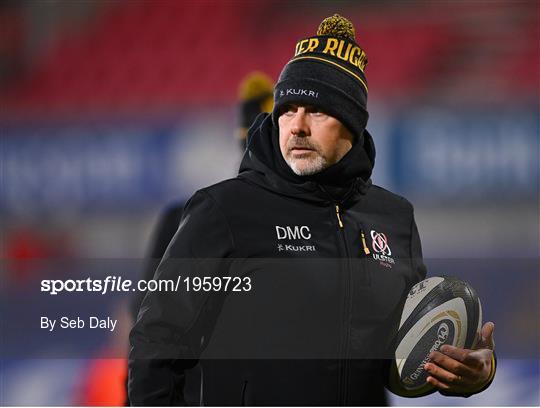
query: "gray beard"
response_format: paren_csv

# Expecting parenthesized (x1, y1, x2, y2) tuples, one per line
(286, 154, 329, 176)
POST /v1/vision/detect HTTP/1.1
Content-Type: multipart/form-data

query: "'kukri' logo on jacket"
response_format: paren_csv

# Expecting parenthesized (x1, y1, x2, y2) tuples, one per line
(275, 225, 316, 252)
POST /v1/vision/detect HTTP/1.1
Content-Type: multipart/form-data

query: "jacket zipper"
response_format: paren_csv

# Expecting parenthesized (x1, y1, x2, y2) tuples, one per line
(335, 205, 344, 228)
(241, 380, 248, 406)
(361, 230, 370, 255)
(335, 204, 352, 405)
(334, 206, 372, 404)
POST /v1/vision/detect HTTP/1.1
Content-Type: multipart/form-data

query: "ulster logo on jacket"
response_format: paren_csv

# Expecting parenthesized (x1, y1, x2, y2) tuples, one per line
(370, 229, 396, 267)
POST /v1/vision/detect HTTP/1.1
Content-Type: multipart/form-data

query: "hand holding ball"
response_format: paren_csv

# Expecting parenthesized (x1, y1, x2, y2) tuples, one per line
(388, 276, 483, 397)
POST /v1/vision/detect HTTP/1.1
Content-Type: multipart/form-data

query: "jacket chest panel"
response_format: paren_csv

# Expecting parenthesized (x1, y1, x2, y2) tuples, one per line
(229, 200, 341, 258)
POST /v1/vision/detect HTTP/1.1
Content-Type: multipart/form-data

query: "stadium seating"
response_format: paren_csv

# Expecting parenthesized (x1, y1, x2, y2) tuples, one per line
(1, 1, 537, 114)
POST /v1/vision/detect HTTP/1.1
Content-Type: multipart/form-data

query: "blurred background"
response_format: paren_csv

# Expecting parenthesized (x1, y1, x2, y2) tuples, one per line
(0, 0, 538, 405)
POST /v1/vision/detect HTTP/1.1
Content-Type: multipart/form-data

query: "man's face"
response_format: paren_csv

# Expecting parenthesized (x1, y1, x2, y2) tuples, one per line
(278, 104, 354, 176)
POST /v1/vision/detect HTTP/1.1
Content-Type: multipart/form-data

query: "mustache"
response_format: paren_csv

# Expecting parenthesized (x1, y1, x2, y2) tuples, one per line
(287, 137, 319, 152)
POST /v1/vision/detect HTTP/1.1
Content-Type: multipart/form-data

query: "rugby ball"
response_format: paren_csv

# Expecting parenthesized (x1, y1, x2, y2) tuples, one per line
(388, 276, 482, 397)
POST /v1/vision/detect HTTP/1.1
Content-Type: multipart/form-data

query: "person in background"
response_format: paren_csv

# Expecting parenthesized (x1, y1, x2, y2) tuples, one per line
(75, 72, 273, 407)
(130, 71, 274, 320)
(123, 71, 274, 406)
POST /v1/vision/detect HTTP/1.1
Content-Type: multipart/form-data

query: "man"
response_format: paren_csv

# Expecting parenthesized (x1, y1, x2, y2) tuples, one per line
(129, 15, 495, 405)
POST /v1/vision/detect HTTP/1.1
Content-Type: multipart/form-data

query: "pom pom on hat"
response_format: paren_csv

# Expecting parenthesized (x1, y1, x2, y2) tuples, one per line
(316, 14, 356, 41)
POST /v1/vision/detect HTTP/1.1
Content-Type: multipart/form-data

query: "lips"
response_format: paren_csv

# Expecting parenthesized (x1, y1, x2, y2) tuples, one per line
(290, 145, 315, 152)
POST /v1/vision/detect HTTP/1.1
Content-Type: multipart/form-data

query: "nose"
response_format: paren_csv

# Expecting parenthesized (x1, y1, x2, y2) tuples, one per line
(290, 108, 310, 137)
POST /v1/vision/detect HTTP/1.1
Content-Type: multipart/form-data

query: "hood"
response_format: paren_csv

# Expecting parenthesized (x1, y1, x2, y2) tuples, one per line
(238, 113, 375, 205)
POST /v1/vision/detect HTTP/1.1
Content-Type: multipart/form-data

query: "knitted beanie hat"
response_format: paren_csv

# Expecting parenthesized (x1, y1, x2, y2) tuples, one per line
(272, 14, 369, 140)
(237, 71, 274, 143)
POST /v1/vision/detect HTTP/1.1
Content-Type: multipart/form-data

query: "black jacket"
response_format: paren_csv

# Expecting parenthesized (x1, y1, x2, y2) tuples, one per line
(131, 203, 185, 321)
(129, 114, 427, 405)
